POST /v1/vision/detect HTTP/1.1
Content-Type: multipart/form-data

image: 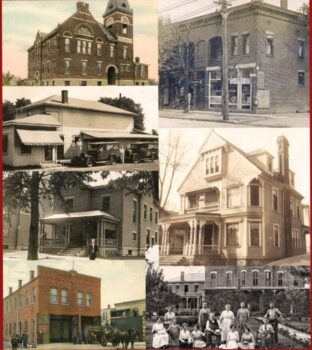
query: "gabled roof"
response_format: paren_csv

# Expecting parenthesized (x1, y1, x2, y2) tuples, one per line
(18, 95, 137, 117)
(3, 114, 61, 127)
(104, 0, 133, 17)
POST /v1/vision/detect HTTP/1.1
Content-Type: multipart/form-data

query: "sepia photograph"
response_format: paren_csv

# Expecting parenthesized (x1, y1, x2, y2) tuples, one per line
(3, 86, 158, 171)
(158, 0, 309, 128)
(3, 259, 146, 349)
(159, 128, 310, 266)
(3, 0, 158, 86)
(146, 264, 311, 348)
(3, 171, 159, 260)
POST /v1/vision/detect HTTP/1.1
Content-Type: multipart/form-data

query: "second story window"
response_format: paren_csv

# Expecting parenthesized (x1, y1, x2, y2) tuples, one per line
(77, 40, 81, 53)
(277, 272, 284, 286)
(97, 43, 102, 56)
(102, 196, 110, 212)
(298, 40, 305, 59)
(265, 271, 271, 286)
(250, 180, 260, 206)
(226, 272, 232, 287)
(77, 291, 83, 306)
(50, 288, 58, 304)
(61, 289, 68, 305)
(252, 271, 258, 286)
(241, 271, 247, 286)
(65, 38, 70, 52)
(86, 292, 92, 307)
(184, 284, 189, 293)
(273, 224, 280, 247)
(231, 35, 238, 56)
(249, 222, 261, 246)
(266, 34, 274, 56)
(227, 187, 241, 208)
(242, 34, 250, 55)
(205, 150, 221, 177)
(272, 189, 278, 211)
(226, 223, 239, 247)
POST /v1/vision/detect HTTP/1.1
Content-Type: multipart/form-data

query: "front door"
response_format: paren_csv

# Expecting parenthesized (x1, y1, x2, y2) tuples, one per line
(50, 315, 72, 342)
(107, 67, 116, 85)
(169, 230, 184, 254)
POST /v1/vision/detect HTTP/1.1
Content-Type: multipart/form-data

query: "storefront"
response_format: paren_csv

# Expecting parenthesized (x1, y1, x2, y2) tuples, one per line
(207, 64, 255, 112)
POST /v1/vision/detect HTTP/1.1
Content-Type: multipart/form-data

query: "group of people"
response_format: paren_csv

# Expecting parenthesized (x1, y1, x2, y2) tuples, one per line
(152, 302, 282, 349)
(11, 332, 28, 350)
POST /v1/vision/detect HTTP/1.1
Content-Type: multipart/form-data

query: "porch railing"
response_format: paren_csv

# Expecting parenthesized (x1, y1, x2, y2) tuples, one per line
(185, 203, 220, 213)
(41, 238, 66, 247)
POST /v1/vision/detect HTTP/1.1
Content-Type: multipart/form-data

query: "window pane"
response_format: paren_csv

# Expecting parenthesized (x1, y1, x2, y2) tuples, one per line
(226, 223, 239, 246)
(250, 222, 260, 246)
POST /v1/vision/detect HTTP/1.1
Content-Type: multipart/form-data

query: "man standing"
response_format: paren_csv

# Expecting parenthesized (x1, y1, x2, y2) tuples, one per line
(264, 302, 282, 344)
(198, 301, 210, 332)
(237, 301, 250, 338)
(88, 238, 99, 260)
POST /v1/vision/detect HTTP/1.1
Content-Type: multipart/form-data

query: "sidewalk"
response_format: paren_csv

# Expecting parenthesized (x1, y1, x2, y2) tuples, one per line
(159, 109, 309, 128)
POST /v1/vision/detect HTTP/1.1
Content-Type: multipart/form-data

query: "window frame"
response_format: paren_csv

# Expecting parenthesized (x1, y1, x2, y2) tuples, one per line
(225, 222, 240, 247)
(242, 33, 250, 55)
(248, 221, 262, 247)
(50, 288, 58, 304)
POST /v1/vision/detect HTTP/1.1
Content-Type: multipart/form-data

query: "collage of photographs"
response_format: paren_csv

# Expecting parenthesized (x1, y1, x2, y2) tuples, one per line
(1, 0, 310, 349)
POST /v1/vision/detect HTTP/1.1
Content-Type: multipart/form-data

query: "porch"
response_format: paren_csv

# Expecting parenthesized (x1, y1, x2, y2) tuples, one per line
(40, 210, 120, 256)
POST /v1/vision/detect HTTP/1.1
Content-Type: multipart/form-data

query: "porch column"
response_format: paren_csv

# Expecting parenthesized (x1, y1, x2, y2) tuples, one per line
(198, 221, 204, 255)
(165, 226, 170, 255)
(188, 221, 194, 256)
(66, 221, 71, 247)
(193, 220, 198, 255)
(102, 222, 106, 257)
(96, 221, 100, 246)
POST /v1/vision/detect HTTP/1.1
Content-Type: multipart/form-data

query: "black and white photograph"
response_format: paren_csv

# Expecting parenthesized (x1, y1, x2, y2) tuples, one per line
(146, 265, 311, 348)
(158, 0, 309, 128)
(3, 259, 146, 349)
(3, 86, 158, 171)
(159, 128, 310, 266)
(3, 171, 159, 260)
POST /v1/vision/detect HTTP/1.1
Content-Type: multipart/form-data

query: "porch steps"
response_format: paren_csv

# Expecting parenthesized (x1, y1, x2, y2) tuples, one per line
(58, 247, 86, 257)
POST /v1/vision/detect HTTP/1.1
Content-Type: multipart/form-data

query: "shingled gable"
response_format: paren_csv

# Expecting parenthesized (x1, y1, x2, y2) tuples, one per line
(177, 130, 262, 195)
(17, 94, 137, 117)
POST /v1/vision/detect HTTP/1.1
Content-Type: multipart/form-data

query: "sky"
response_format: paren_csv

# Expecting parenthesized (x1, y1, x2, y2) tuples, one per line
(160, 128, 310, 210)
(2, 86, 158, 133)
(159, 0, 307, 22)
(3, 259, 145, 308)
(2, 0, 158, 80)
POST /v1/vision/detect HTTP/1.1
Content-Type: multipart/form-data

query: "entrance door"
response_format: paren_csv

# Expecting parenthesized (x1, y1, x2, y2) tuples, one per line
(50, 315, 72, 342)
(203, 224, 219, 253)
(170, 230, 184, 254)
(107, 67, 116, 85)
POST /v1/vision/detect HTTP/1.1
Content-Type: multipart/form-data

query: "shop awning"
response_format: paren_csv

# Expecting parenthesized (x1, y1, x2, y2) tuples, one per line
(17, 129, 64, 146)
(82, 130, 158, 140)
(41, 210, 119, 224)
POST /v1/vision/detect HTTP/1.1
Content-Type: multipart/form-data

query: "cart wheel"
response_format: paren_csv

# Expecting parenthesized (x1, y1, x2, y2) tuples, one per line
(132, 154, 140, 163)
(110, 155, 117, 165)
(85, 158, 95, 167)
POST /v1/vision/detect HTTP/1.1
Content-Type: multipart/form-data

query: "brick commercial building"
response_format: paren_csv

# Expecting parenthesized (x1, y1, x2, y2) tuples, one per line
(167, 267, 310, 314)
(160, 130, 309, 266)
(3, 266, 101, 345)
(27, 0, 149, 86)
(159, 0, 309, 113)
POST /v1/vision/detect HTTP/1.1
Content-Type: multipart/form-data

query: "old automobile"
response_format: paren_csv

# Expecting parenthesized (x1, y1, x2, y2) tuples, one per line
(125, 142, 158, 163)
(71, 142, 120, 167)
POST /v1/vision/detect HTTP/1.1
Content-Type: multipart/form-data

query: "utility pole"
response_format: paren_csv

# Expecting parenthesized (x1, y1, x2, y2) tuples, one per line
(214, 0, 231, 120)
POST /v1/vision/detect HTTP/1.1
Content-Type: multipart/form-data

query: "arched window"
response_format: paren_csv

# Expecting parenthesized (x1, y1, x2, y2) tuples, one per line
(65, 37, 70, 52)
(76, 24, 92, 36)
(252, 271, 258, 286)
(121, 16, 129, 35)
(241, 271, 247, 286)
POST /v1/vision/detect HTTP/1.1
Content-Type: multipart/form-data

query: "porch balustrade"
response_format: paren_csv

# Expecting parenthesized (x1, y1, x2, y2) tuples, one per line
(185, 202, 220, 213)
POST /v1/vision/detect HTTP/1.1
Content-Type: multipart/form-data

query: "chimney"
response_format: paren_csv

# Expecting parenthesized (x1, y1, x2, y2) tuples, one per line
(181, 271, 185, 282)
(77, 1, 89, 11)
(135, 57, 140, 63)
(277, 136, 289, 184)
(9, 287, 13, 295)
(30, 270, 35, 281)
(280, 0, 288, 9)
(61, 90, 69, 104)
(18, 280, 22, 289)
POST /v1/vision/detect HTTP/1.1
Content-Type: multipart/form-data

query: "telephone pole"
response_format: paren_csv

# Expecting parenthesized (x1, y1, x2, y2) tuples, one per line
(214, 0, 231, 121)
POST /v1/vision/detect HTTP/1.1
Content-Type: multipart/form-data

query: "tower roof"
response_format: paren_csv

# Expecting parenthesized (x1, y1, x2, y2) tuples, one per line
(104, 0, 133, 17)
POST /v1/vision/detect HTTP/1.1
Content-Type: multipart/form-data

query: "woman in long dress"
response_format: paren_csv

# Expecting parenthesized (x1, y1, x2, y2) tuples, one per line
(238, 326, 255, 349)
(152, 317, 169, 349)
(220, 304, 235, 344)
(191, 325, 206, 348)
(220, 325, 239, 349)
(168, 318, 180, 347)
(179, 323, 192, 348)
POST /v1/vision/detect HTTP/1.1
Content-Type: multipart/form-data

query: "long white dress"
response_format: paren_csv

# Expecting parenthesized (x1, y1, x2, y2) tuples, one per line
(220, 310, 235, 342)
(219, 330, 239, 349)
(152, 323, 169, 348)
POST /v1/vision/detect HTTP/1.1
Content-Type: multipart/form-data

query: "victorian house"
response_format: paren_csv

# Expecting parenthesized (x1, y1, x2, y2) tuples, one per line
(159, 0, 309, 113)
(27, 0, 149, 86)
(160, 130, 308, 266)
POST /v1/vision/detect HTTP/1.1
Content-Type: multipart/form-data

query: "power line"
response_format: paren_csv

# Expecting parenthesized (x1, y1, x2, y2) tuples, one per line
(159, 0, 203, 13)
(173, 4, 218, 22)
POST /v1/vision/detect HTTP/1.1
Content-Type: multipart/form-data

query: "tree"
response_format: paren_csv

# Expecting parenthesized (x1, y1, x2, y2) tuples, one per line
(3, 171, 108, 260)
(159, 132, 186, 209)
(2, 98, 32, 121)
(146, 261, 180, 316)
(298, 2, 309, 15)
(98, 96, 145, 131)
(104, 171, 159, 255)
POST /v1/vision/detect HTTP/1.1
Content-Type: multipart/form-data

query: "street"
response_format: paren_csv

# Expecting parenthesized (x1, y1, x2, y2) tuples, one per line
(3, 341, 146, 349)
(3, 161, 158, 172)
(159, 109, 309, 128)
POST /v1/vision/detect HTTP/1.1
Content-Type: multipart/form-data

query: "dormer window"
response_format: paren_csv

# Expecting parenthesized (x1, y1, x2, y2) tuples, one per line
(204, 149, 222, 177)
